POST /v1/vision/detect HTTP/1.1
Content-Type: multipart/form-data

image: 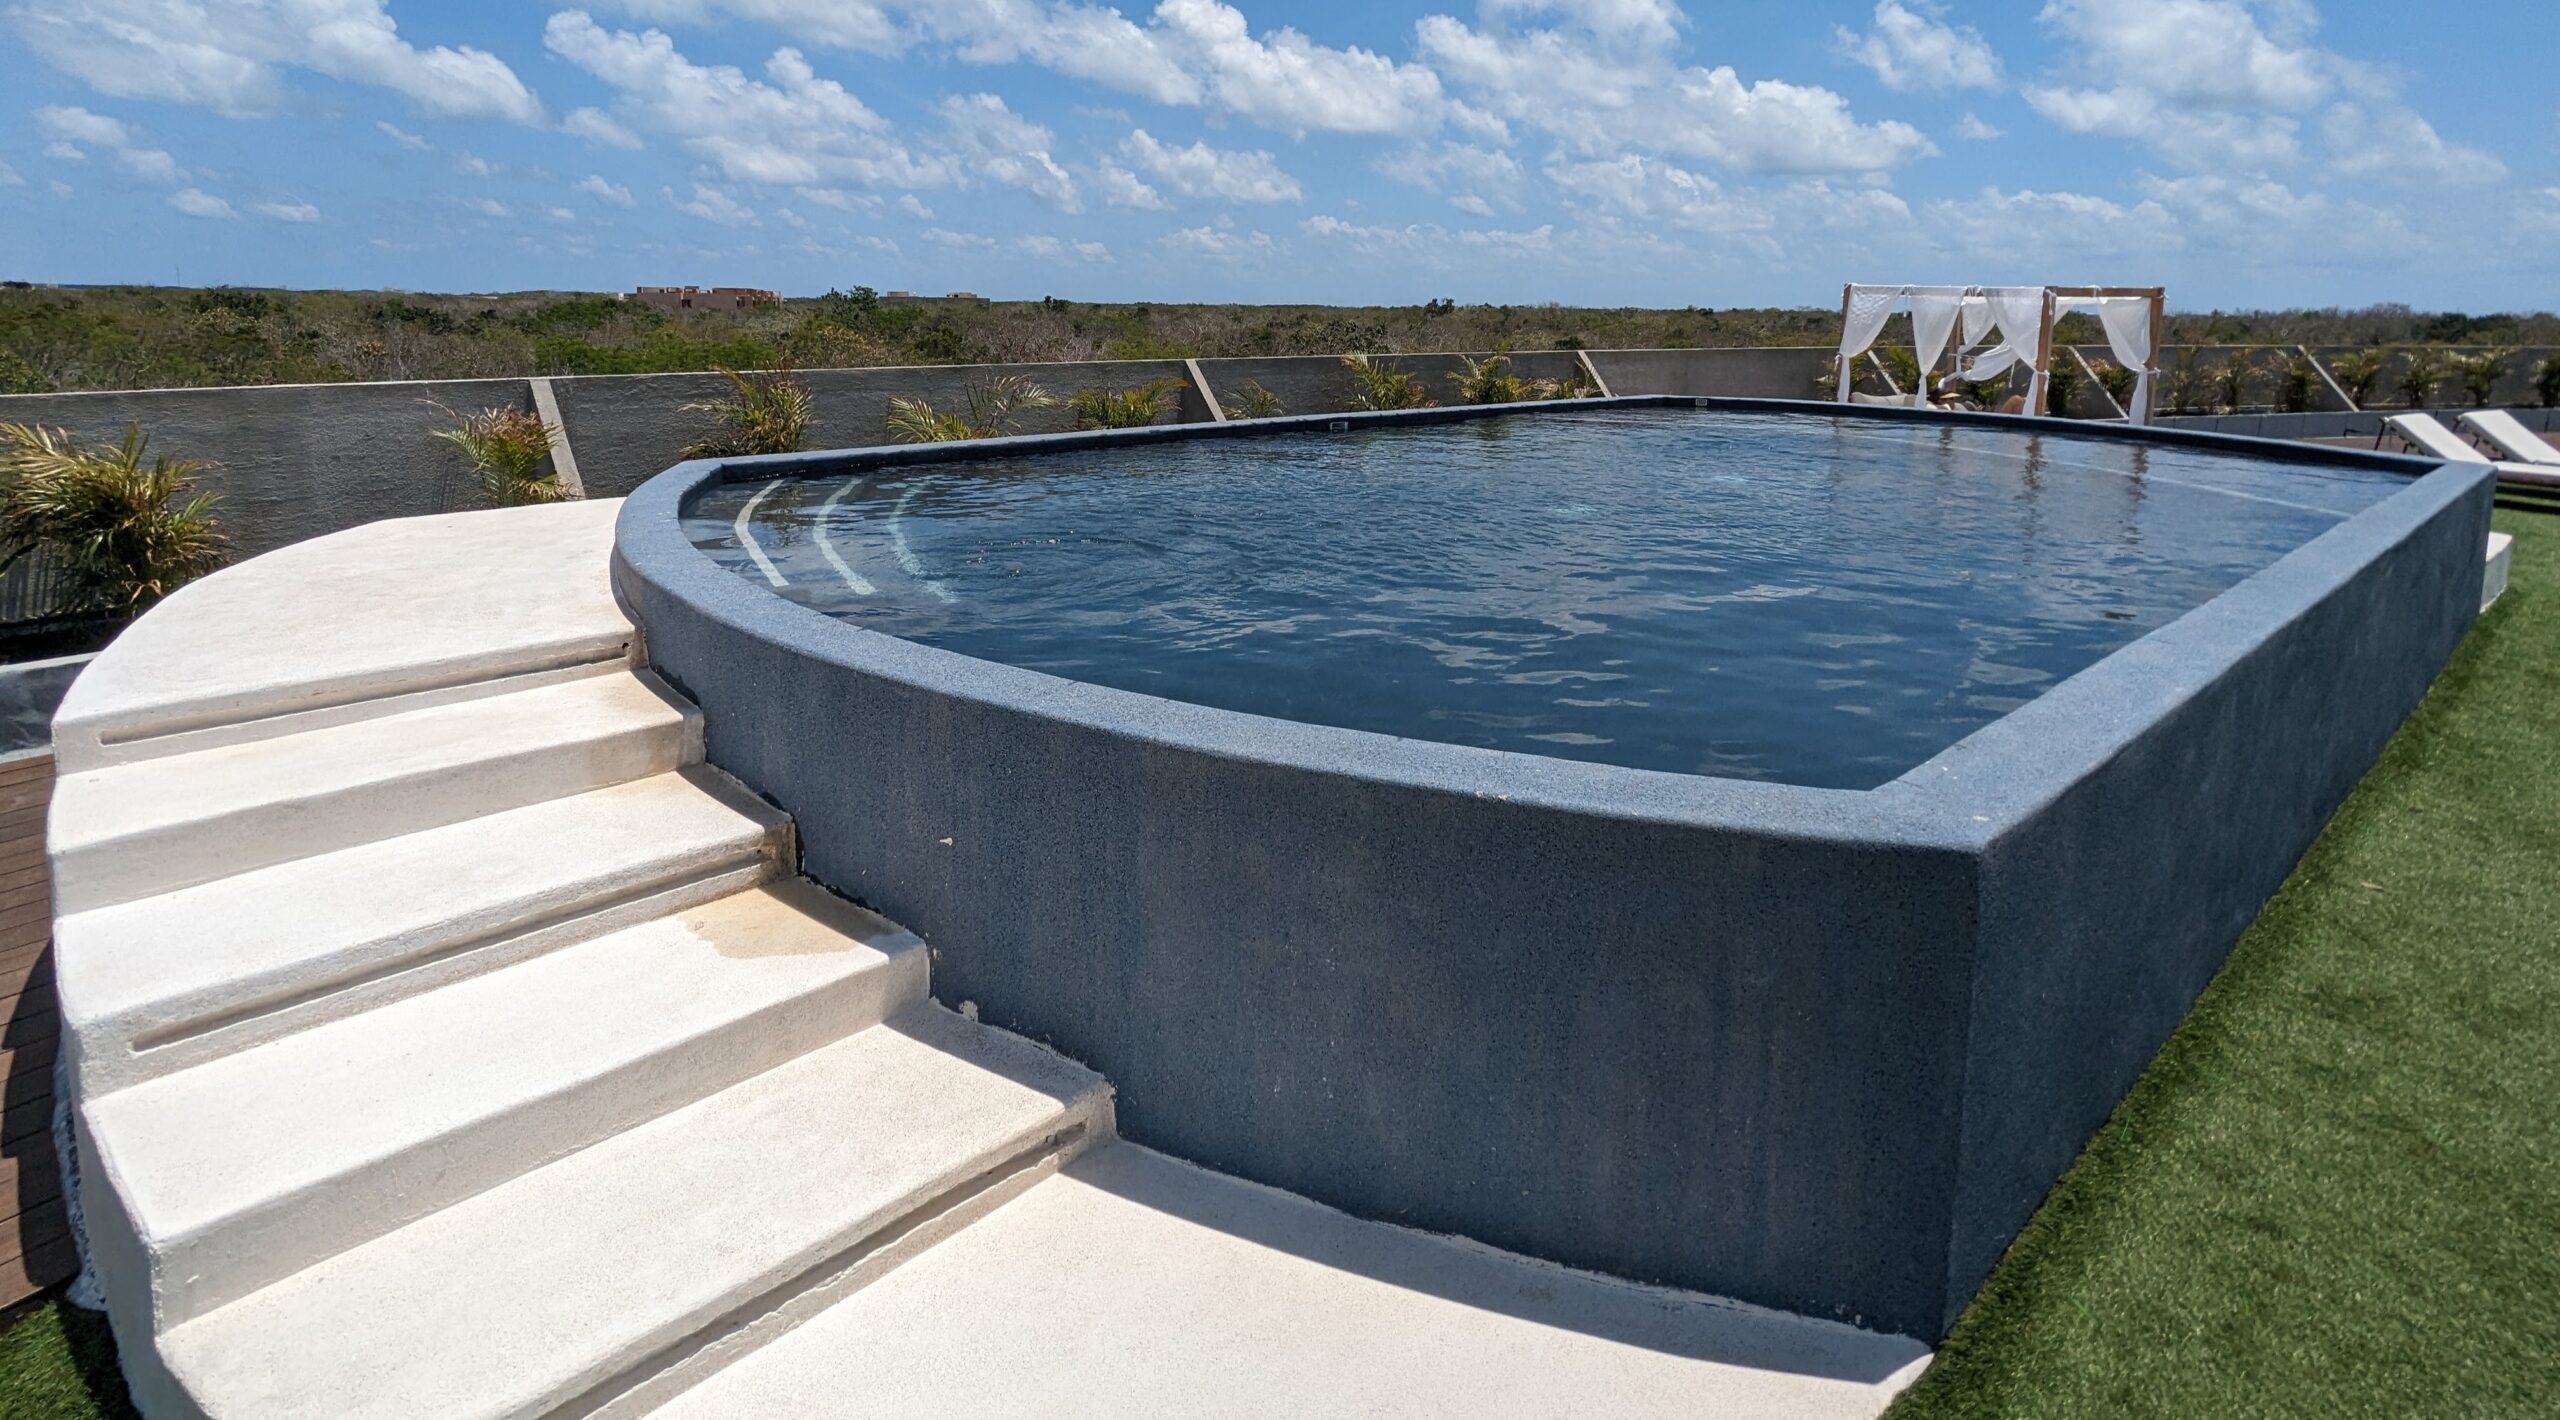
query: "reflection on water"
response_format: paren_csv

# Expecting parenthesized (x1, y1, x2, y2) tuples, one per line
(685, 409, 2402, 790)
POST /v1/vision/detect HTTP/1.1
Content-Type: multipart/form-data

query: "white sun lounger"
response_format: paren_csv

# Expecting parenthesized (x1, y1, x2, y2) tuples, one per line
(2458, 409, 2560, 466)
(2383, 413, 2560, 490)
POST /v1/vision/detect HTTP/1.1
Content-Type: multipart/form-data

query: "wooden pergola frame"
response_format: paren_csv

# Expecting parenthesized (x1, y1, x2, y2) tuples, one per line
(1838, 284, 2167, 423)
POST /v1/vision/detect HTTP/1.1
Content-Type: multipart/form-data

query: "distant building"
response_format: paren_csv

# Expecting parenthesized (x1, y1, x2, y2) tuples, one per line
(945, 291, 986, 301)
(632, 285, 781, 313)
(883, 290, 917, 299)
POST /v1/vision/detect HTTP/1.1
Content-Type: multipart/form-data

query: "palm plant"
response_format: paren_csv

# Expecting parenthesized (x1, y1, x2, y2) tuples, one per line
(1341, 354, 1432, 411)
(2044, 354, 2087, 418)
(1877, 346, 1923, 399)
(0, 421, 226, 616)
(1225, 381, 1284, 419)
(2534, 354, 2560, 409)
(1067, 378, 1184, 431)
(1537, 364, 1602, 400)
(2328, 348, 2386, 408)
(2276, 354, 2320, 414)
(885, 375, 1057, 443)
(2091, 359, 2139, 414)
(1452, 349, 1532, 405)
(683, 365, 814, 459)
(2163, 349, 2211, 414)
(2395, 348, 2447, 408)
(2449, 351, 2508, 408)
(431, 404, 565, 507)
(2213, 350, 2257, 414)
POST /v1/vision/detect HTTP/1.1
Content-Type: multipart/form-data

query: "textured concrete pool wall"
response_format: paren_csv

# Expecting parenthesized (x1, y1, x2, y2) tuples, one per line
(615, 399, 2491, 1340)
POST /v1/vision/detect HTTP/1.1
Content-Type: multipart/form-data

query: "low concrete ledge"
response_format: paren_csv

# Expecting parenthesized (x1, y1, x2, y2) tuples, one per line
(0, 651, 96, 756)
(616, 399, 2491, 1340)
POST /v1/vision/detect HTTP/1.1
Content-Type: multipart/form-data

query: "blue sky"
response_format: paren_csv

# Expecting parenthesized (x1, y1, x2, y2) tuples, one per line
(1, 1, 2552, 308)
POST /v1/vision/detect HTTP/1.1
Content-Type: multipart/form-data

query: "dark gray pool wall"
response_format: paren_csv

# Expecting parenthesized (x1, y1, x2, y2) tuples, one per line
(616, 400, 2489, 1342)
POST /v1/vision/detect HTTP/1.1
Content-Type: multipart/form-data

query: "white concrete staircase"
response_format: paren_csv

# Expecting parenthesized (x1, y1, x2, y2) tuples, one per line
(50, 501, 1928, 1419)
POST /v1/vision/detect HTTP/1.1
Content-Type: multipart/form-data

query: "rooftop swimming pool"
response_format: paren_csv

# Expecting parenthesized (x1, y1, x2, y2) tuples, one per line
(621, 398, 2488, 1341)
(686, 408, 2404, 789)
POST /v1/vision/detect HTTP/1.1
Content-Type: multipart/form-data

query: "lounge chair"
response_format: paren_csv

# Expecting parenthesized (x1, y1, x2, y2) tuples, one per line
(2381, 413, 2560, 490)
(2458, 409, 2560, 466)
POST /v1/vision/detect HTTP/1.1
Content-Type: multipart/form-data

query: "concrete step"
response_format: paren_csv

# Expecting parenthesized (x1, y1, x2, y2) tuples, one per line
(154, 1006, 1111, 1420)
(56, 769, 790, 1093)
(84, 879, 928, 1327)
(49, 668, 698, 915)
(649, 1143, 1934, 1420)
(52, 500, 632, 772)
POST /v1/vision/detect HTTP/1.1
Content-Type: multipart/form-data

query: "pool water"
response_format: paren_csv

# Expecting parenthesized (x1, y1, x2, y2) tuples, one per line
(687, 409, 2404, 790)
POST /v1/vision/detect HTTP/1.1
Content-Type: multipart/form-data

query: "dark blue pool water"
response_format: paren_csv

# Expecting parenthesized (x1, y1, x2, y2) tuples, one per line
(686, 409, 2404, 789)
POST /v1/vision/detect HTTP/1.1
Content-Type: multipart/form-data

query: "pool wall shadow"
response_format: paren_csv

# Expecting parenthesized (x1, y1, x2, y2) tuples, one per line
(614, 398, 2492, 1341)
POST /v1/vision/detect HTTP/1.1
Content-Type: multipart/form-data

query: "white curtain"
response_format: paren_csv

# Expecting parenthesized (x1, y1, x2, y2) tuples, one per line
(2091, 296, 2156, 425)
(1836, 284, 1904, 402)
(1959, 287, 2050, 408)
(1906, 292, 1967, 408)
(1956, 293, 1996, 363)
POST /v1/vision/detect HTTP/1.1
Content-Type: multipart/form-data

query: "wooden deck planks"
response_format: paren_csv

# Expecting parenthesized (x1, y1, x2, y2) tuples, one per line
(0, 755, 70, 1306)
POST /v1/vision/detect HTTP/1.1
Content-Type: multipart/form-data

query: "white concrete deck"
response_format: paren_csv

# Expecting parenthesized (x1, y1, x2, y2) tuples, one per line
(51, 501, 1932, 1419)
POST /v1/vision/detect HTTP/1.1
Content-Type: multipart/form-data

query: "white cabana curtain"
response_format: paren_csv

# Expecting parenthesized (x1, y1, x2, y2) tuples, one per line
(1905, 292, 1965, 409)
(1839, 282, 2160, 422)
(2088, 296, 2156, 424)
(1835, 284, 1903, 403)
(1957, 287, 2050, 411)
(1836, 284, 1971, 406)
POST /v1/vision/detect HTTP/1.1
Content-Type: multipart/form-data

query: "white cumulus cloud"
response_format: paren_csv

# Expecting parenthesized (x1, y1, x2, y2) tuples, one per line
(12, 0, 543, 123)
(666, 182, 758, 225)
(168, 187, 237, 219)
(1832, 2, 2001, 93)
(1120, 128, 1301, 204)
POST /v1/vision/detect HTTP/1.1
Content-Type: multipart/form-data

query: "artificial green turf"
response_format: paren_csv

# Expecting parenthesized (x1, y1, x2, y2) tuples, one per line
(1891, 501, 2560, 1418)
(1, 507, 2550, 1419)
(0, 1301, 134, 1419)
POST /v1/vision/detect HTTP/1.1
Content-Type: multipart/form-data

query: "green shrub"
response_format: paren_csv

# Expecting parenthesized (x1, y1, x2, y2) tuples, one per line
(1068, 378, 1184, 430)
(510, 296, 630, 335)
(534, 328, 777, 376)
(682, 366, 815, 459)
(1099, 335, 1199, 362)
(0, 420, 226, 614)
(430, 404, 565, 506)
(0, 349, 53, 394)
(2534, 354, 2560, 409)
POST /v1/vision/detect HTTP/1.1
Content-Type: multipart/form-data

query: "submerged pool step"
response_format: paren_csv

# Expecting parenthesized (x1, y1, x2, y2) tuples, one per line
(47, 668, 701, 916)
(55, 768, 791, 1093)
(82, 878, 928, 1328)
(153, 1007, 1112, 1420)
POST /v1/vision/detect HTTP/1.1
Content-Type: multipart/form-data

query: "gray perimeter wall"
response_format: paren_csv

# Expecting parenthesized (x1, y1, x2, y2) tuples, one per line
(0, 347, 1828, 567)
(6, 343, 2531, 568)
